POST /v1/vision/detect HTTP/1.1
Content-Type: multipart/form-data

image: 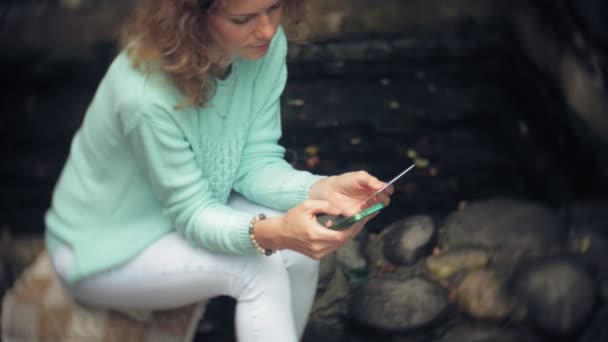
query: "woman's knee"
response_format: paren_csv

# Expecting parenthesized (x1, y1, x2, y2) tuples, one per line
(237, 254, 291, 297)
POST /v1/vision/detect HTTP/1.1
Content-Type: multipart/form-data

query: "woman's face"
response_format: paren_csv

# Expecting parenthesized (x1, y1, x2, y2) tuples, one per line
(207, 0, 284, 61)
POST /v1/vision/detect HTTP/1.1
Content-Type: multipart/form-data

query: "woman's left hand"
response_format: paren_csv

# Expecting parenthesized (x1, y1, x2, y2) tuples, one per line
(309, 171, 393, 217)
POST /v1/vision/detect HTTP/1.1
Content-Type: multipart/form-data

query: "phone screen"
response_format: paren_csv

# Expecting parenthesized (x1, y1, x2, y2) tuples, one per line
(317, 202, 385, 230)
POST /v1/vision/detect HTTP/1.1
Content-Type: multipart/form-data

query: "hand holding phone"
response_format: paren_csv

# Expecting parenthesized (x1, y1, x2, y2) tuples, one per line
(316, 202, 385, 230)
(315, 164, 415, 230)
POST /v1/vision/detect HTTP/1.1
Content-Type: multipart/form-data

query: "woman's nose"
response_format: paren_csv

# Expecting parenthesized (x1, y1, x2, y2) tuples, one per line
(253, 15, 276, 40)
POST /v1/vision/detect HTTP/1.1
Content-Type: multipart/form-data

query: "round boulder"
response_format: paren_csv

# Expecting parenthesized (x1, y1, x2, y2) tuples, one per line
(561, 199, 608, 236)
(349, 277, 448, 332)
(580, 305, 608, 342)
(456, 269, 512, 320)
(441, 198, 566, 252)
(1, 258, 12, 299)
(425, 248, 490, 281)
(382, 215, 437, 266)
(318, 251, 337, 290)
(435, 323, 538, 342)
(512, 258, 596, 334)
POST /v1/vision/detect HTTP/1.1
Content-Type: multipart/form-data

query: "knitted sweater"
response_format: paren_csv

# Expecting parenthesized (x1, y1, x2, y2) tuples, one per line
(44, 27, 324, 283)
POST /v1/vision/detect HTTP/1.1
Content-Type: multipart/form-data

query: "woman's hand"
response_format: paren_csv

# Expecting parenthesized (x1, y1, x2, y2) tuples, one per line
(254, 171, 393, 259)
(309, 171, 393, 216)
(253, 200, 375, 260)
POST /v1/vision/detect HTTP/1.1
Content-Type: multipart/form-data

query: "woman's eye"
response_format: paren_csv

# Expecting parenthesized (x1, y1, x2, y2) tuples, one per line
(231, 17, 251, 25)
(269, 2, 282, 11)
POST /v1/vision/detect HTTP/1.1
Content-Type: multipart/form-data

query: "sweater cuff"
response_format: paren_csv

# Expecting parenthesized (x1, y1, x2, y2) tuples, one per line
(193, 206, 259, 254)
(297, 173, 328, 202)
(236, 219, 257, 253)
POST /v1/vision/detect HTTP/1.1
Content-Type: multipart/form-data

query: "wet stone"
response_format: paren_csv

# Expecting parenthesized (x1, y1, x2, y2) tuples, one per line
(425, 248, 489, 281)
(307, 267, 350, 341)
(455, 269, 512, 320)
(0, 257, 12, 300)
(364, 232, 390, 274)
(512, 258, 597, 334)
(441, 198, 566, 253)
(563, 199, 608, 300)
(349, 277, 448, 332)
(580, 305, 608, 342)
(561, 199, 608, 237)
(435, 323, 538, 342)
(318, 251, 338, 290)
(569, 231, 608, 301)
(337, 234, 368, 274)
(382, 215, 437, 266)
(568, 0, 608, 46)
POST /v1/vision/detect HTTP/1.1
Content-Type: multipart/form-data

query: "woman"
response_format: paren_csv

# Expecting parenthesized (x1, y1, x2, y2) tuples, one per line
(45, 0, 392, 340)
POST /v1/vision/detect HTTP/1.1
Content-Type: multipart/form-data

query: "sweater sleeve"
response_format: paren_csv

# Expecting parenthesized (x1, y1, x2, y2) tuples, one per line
(232, 28, 325, 211)
(122, 103, 257, 254)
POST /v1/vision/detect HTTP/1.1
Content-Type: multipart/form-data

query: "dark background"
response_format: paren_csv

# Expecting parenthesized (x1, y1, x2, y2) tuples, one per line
(2, 1, 608, 341)
(1, 0, 607, 236)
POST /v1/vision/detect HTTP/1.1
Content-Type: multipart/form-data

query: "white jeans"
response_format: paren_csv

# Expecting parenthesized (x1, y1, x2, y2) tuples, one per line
(50, 194, 319, 342)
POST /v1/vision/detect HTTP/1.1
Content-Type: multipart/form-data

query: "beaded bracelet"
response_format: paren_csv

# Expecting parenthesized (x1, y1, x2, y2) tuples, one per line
(248, 213, 275, 256)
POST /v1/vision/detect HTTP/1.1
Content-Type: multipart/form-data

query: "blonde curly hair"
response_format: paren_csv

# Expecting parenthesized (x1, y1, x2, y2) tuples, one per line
(121, 0, 305, 109)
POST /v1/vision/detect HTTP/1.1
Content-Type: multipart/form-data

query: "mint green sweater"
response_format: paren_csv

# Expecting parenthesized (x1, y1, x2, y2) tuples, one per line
(45, 27, 324, 283)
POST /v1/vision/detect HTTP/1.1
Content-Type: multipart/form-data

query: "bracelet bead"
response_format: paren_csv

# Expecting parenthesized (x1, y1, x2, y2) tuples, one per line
(248, 213, 274, 256)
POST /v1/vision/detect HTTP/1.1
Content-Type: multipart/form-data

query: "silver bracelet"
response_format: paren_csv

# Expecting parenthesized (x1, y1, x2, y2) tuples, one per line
(248, 213, 275, 256)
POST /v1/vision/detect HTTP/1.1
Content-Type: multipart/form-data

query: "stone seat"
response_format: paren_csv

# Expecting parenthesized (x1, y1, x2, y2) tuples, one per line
(1, 251, 206, 341)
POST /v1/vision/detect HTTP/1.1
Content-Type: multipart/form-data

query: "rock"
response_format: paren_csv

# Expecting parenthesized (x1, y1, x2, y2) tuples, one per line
(302, 322, 344, 342)
(1, 258, 13, 300)
(364, 232, 389, 274)
(3, 0, 507, 63)
(562, 199, 608, 237)
(390, 334, 429, 342)
(512, 258, 596, 334)
(382, 215, 437, 266)
(580, 305, 608, 342)
(307, 267, 350, 340)
(563, 198, 608, 301)
(349, 277, 448, 332)
(568, 229, 608, 301)
(511, 1, 608, 179)
(441, 198, 566, 253)
(456, 269, 512, 320)
(318, 251, 338, 290)
(336, 233, 368, 275)
(2, 236, 45, 280)
(425, 248, 489, 282)
(435, 323, 538, 342)
(567, 0, 608, 48)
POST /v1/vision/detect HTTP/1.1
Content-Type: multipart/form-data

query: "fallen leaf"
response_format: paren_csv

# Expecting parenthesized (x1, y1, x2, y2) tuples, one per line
(305, 145, 319, 156)
(287, 98, 305, 106)
(388, 100, 400, 109)
(407, 149, 417, 159)
(414, 158, 429, 168)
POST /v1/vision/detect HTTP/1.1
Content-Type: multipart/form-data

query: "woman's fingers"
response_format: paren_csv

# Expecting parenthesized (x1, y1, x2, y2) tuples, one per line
(303, 212, 379, 259)
(288, 180, 390, 259)
(356, 171, 384, 190)
(383, 184, 395, 196)
(303, 200, 342, 217)
(375, 192, 391, 207)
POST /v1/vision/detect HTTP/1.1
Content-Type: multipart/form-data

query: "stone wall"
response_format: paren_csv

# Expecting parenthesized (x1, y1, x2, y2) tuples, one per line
(510, 0, 608, 181)
(0, 0, 509, 61)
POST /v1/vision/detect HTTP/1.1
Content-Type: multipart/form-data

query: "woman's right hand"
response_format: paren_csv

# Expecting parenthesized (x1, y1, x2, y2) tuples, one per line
(254, 200, 374, 260)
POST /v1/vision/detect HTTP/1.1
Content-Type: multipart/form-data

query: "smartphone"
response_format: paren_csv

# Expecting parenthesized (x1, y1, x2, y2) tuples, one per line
(316, 202, 385, 230)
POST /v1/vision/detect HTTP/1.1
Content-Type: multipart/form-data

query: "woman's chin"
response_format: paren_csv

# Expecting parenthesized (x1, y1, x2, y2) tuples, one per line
(240, 46, 270, 60)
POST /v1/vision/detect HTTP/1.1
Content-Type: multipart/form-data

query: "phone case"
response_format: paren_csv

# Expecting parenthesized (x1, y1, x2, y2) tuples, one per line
(316, 202, 385, 230)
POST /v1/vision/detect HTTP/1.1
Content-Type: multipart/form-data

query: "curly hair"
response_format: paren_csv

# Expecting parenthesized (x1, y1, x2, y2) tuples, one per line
(120, 0, 305, 109)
